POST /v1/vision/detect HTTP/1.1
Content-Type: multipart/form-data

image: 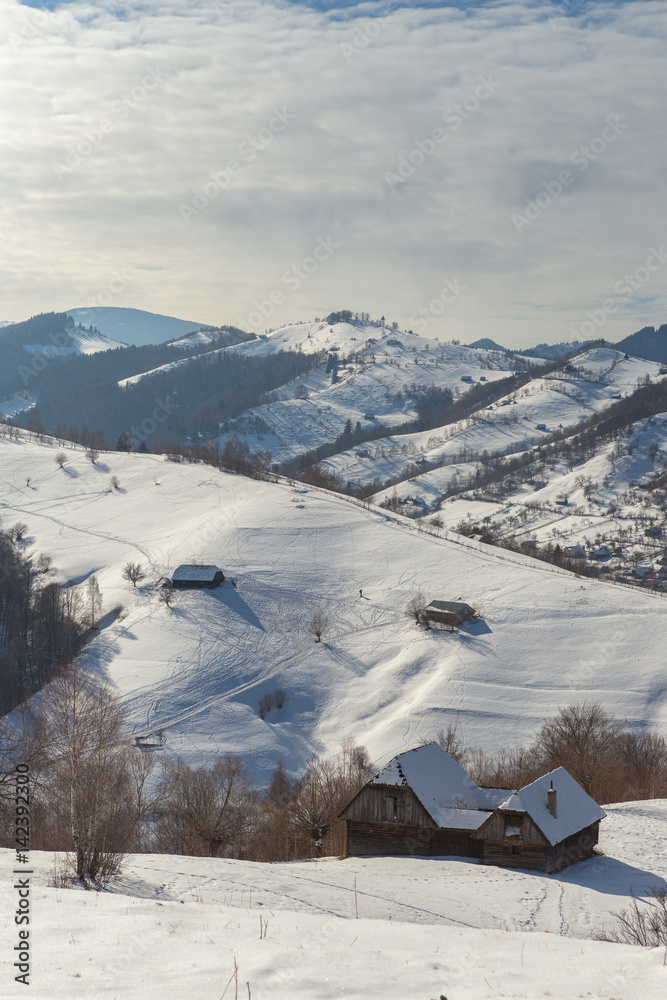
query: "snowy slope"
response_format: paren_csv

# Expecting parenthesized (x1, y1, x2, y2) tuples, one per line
(363, 348, 666, 504)
(67, 307, 203, 347)
(22, 328, 125, 357)
(208, 322, 538, 465)
(1, 801, 666, 999)
(2, 433, 667, 785)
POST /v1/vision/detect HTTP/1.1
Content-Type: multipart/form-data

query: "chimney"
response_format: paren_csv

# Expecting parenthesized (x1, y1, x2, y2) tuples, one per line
(547, 781, 557, 819)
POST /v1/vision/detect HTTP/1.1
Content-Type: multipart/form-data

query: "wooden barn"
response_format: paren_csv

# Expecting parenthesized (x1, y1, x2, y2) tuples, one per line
(472, 768, 606, 873)
(423, 600, 477, 627)
(171, 564, 225, 589)
(325, 744, 510, 859)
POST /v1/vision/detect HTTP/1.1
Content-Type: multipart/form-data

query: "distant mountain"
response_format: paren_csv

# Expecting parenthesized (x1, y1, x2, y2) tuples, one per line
(522, 340, 591, 359)
(613, 324, 667, 363)
(467, 337, 507, 352)
(66, 307, 205, 347)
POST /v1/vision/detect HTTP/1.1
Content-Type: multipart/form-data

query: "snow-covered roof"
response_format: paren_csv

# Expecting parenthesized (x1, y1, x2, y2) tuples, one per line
(372, 744, 493, 828)
(497, 767, 606, 846)
(172, 564, 223, 582)
(425, 601, 476, 615)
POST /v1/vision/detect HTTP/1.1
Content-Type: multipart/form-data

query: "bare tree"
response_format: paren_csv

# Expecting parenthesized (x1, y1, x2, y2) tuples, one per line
(405, 592, 427, 625)
(436, 722, 468, 764)
(309, 611, 329, 643)
(55, 452, 68, 468)
(10, 523, 28, 543)
(109, 476, 120, 491)
(288, 740, 371, 855)
(86, 448, 99, 464)
(86, 575, 103, 629)
(36, 553, 52, 575)
(156, 756, 259, 857)
(530, 701, 623, 797)
(159, 586, 175, 607)
(38, 668, 134, 884)
(122, 562, 146, 588)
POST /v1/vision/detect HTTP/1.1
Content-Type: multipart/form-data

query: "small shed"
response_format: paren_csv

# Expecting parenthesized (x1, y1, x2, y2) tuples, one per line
(472, 767, 606, 873)
(327, 744, 505, 859)
(424, 600, 477, 627)
(171, 564, 224, 589)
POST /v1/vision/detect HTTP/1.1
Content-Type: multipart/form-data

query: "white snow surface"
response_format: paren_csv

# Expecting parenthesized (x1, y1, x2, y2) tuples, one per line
(372, 743, 495, 825)
(2, 433, 667, 785)
(498, 767, 607, 846)
(1, 800, 666, 998)
(67, 307, 203, 347)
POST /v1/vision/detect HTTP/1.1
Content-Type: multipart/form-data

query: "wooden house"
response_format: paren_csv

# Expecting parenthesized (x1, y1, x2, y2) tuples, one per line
(171, 564, 225, 589)
(472, 767, 605, 873)
(423, 600, 477, 627)
(325, 744, 509, 859)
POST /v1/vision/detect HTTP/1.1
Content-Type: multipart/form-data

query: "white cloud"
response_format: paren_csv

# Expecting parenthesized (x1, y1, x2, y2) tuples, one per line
(0, 0, 665, 346)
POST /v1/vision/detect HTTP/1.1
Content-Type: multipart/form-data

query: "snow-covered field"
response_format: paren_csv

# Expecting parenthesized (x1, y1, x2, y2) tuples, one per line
(200, 321, 539, 465)
(1, 432, 667, 784)
(1, 801, 665, 998)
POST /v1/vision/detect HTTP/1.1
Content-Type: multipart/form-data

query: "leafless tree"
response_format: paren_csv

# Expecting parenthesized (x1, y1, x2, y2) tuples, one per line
(436, 722, 468, 765)
(10, 523, 28, 543)
(122, 562, 146, 588)
(85, 448, 99, 464)
(37, 668, 134, 884)
(155, 756, 259, 857)
(159, 586, 175, 607)
(36, 553, 52, 575)
(55, 452, 68, 468)
(288, 740, 371, 855)
(309, 611, 329, 643)
(530, 700, 623, 797)
(109, 476, 120, 491)
(405, 592, 427, 625)
(86, 575, 103, 629)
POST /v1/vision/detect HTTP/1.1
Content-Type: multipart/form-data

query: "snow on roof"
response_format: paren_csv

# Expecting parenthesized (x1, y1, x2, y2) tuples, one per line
(172, 564, 223, 582)
(372, 744, 493, 827)
(498, 767, 606, 846)
(425, 601, 476, 614)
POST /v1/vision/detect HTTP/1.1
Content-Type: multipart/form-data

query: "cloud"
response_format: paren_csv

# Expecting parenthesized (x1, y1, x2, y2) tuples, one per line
(0, 0, 665, 347)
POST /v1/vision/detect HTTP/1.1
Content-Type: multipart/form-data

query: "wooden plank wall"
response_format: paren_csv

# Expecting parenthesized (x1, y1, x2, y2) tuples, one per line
(340, 783, 436, 828)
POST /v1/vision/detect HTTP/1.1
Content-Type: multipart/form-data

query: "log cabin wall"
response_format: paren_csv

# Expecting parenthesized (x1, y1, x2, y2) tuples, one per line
(346, 820, 433, 857)
(340, 783, 437, 829)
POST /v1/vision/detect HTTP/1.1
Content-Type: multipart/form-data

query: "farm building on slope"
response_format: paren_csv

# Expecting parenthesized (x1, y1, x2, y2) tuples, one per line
(472, 768, 606, 873)
(171, 564, 225, 589)
(326, 744, 605, 872)
(423, 601, 477, 627)
(325, 744, 510, 859)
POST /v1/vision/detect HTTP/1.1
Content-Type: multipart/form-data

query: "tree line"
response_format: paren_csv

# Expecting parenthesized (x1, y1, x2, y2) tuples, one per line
(2, 670, 665, 890)
(0, 527, 85, 714)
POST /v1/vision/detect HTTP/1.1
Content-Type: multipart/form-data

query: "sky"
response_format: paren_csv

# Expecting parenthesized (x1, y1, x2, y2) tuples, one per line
(0, 0, 665, 347)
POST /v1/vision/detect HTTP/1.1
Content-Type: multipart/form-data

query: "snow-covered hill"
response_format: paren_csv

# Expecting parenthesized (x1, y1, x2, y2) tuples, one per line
(1, 800, 665, 999)
(22, 328, 126, 357)
(67, 307, 204, 347)
(364, 348, 666, 503)
(1, 432, 667, 785)
(205, 321, 538, 465)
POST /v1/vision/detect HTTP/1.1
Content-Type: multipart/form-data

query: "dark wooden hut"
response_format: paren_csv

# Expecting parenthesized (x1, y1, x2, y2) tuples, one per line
(171, 564, 225, 589)
(325, 744, 508, 859)
(472, 767, 606, 873)
(423, 600, 477, 627)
